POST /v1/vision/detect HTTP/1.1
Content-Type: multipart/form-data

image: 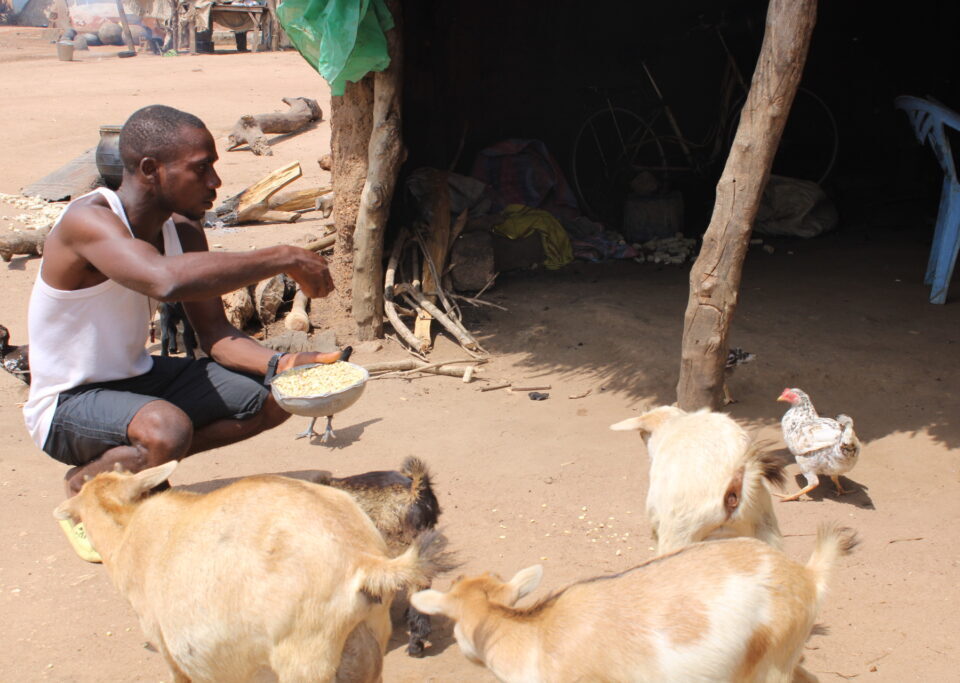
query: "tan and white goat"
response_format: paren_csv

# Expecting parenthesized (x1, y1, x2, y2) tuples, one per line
(412, 525, 857, 683)
(611, 405, 785, 554)
(53, 461, 452, 683)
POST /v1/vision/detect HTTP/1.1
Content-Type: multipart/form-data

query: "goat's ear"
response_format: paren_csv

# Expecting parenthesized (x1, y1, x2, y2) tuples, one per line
(409, 589, 450, 616)
(130, 461, 178, 494)
(53, 499, 75, 521)
(507, 564, 543, 602)
(609, 416, 646, 432)
(611, 406, 683, 434)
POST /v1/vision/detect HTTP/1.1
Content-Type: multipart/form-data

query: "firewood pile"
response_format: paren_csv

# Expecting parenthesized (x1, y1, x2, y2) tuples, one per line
(382, 169, 505, 360)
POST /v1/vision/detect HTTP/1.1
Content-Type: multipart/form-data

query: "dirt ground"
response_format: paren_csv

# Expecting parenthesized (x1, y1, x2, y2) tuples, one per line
(1, 26, 959, 682)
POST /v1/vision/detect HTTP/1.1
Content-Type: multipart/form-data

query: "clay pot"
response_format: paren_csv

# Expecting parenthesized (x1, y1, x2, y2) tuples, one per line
(96, 125, 124, 190)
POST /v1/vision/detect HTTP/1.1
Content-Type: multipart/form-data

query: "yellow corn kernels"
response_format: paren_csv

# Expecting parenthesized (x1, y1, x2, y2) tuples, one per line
(272, 362, 366, 396)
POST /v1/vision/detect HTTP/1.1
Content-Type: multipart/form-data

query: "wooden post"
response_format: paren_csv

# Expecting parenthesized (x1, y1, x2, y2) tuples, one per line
(266, 0, 279, 51)
(115, 0, 137, 52)
(352, 0, 404, 341)
(329, 76, 374, 316)
(676, 0, 817, 410)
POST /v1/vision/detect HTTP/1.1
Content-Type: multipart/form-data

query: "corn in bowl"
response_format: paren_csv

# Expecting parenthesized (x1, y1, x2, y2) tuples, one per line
(272, 361, 368, 398)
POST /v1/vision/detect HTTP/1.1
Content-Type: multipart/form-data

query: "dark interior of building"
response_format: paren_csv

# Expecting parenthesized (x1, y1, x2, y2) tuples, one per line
(399, 0, 960, 243)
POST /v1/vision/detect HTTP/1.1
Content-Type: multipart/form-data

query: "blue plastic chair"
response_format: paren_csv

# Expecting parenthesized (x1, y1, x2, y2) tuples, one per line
(894, 95, 960, 304)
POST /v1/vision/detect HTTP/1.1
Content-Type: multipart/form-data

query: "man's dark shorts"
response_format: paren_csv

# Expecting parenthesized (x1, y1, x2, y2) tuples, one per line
(43, 356, 269, 466)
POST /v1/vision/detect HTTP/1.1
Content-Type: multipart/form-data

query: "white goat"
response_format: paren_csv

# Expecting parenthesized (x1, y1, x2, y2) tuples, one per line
(53, 461, 451, 683)
(611, 405, 785, 554)
(412, 524, 857, 683)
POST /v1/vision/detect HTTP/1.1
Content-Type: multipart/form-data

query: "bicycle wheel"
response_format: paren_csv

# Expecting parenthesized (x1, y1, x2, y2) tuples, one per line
(571, 107, 667, 227)
(725, 87, 839, 185)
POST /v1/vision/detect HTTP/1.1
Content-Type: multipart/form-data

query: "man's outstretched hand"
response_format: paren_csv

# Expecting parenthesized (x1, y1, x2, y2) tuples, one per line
(287, 248, 335, 299)
(277, 347, 353, 374)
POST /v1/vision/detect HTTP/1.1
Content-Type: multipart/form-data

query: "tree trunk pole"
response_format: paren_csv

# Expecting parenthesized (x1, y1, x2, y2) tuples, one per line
(676, 0, 817, 411)
(329, 79, 374, 317)
(351, 0, 405, 340)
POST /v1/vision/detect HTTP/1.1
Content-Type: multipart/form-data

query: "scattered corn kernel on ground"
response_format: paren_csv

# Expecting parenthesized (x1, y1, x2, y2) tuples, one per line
(272, 362, 366, 396)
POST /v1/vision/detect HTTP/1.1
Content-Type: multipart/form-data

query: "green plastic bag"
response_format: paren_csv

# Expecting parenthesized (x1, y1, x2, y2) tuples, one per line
(277, 0, 394, 96)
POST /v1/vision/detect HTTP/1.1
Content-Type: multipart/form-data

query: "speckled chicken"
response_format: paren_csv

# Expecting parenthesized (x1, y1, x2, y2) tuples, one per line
(777, 388, 860, 501)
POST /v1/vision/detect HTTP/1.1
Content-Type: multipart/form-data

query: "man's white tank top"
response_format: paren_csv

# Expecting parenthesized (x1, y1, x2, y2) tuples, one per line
(23, 188, 184, 449)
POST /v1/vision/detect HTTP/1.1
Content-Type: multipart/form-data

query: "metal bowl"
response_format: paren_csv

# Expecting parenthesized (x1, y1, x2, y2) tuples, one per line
(270, 362, 369, 418)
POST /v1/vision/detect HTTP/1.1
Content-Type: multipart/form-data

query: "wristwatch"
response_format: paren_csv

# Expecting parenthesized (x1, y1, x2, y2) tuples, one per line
(264, 352, 286, 385)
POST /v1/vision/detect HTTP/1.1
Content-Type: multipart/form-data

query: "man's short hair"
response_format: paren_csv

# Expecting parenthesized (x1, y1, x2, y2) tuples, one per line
(119, 105, 207, 172)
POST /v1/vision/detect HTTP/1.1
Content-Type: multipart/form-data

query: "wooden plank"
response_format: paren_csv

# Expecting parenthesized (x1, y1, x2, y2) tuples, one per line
(22, 147, 101, 202)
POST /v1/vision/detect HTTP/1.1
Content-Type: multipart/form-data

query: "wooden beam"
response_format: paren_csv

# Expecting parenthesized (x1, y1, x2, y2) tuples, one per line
(676, 0, 817, 410)
(351, 0, 404, 341)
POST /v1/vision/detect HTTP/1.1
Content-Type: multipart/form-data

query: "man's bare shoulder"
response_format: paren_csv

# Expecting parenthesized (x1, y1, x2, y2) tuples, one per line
(56, 192, 130, 242)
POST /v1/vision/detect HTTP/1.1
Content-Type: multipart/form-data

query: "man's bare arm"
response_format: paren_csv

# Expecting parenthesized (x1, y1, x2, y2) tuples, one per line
(61, 204, 334, 300)
(177, 218, 342, 375)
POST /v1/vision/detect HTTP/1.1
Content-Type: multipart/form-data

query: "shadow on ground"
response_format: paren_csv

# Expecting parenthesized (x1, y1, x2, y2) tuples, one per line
(460, 225, 960, 449)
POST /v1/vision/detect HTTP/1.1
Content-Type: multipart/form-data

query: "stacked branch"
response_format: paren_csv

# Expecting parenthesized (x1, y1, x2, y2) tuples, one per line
(383, 227, 485, 357)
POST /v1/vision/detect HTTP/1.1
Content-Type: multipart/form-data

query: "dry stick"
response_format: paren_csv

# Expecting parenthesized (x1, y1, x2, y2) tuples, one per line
(412, 229, 458, 319)
(384, 333, 429, 362)
(449, 293, 508, 311)
(413, 226, 470, 335)
(410, 232, 486, 355)
(475, 271, 499, 299)
(480, 382, 512, 392)
(370, 366, 474, 380)
(510, 385, 552, 392)
(384, 231, 427, 353)
(410, 240, 421, 291)
(366, 358, 486, 381)
(396, 283, 480, 351)
(364, 358, 482, 373)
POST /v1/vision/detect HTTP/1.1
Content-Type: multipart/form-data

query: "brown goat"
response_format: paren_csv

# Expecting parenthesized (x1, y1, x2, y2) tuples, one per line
(54, 461, 453, 682)
(314, 456, 442, 657)
(413, 524, 858, 682)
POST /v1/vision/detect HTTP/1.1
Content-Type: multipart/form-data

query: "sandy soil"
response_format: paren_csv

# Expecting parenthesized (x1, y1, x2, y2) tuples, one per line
(1, 27, 958, 682)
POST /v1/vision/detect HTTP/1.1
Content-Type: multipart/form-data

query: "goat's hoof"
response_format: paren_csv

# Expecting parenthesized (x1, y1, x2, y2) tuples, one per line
(406, 641, 426, 658)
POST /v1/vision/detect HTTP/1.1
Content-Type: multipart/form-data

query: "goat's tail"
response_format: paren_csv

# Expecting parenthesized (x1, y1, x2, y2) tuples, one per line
(400, 457, 434, 500)
(806, 522, 859, 602)
(360, 529, 457, 599)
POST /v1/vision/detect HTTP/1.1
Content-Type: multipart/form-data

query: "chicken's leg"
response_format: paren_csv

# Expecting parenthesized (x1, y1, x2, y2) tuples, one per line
(295, 416, 320, 440)
(775, 472, 820, 502)
(830, 475, 854, 496)
(319, 415, 336, 443)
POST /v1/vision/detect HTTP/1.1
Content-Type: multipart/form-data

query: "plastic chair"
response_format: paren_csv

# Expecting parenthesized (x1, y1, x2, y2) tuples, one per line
(894, 95, 960, 304)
